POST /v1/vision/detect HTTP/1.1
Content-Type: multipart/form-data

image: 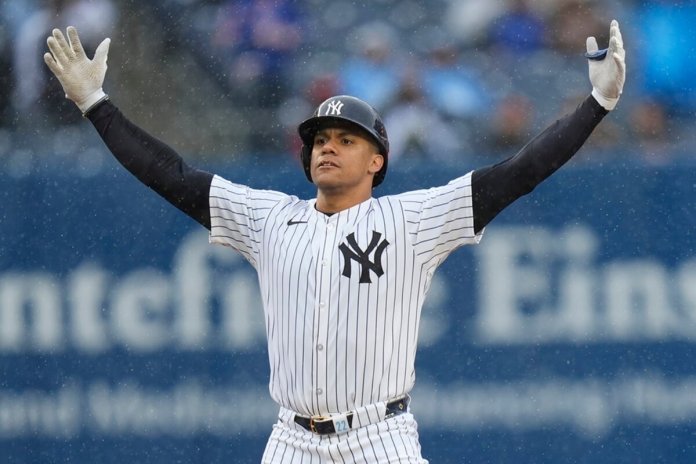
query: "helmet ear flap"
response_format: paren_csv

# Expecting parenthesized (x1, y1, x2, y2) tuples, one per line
(300, 144, 313, 183)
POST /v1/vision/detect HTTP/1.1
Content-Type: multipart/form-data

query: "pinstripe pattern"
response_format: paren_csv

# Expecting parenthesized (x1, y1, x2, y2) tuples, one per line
(262, 412, 425, 463)
(209, 172, 481, 461)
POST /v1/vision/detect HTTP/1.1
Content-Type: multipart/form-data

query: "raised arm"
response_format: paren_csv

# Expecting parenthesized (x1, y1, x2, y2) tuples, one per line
(44, 27, 213, 229)
(472, 20, 626, 234)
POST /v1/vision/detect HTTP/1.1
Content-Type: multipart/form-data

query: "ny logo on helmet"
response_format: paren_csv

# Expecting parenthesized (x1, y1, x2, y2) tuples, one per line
(325, 100, 344, 116)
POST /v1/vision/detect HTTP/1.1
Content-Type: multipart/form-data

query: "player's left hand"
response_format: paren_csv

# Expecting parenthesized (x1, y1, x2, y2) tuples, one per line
(43, 26, 110, 114)
(586, 19, 626, 111)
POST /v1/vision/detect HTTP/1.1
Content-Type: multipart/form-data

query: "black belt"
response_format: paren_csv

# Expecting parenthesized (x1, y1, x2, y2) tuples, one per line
(293, 396, 410, 435)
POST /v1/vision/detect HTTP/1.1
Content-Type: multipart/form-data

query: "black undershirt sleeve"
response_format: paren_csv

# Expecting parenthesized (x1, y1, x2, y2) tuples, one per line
(86, 100, 214, 230)
(471, 95, 608, 234)
(85, 95, 605, 234)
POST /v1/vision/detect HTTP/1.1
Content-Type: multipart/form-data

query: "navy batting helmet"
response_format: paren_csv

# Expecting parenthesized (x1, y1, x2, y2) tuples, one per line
(298, 95, 389, 187)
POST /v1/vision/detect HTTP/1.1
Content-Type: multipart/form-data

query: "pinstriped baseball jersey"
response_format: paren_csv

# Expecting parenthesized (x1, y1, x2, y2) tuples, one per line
(209, 171, 482, 417)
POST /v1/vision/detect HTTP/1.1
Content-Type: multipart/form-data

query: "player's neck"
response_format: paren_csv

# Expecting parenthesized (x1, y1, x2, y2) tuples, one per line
(315, 189, 372, 214)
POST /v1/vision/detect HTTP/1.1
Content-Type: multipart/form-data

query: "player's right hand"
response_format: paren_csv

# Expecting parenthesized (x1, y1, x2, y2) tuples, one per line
(586, 20, 626, 111)
(44, 27, 110, 114)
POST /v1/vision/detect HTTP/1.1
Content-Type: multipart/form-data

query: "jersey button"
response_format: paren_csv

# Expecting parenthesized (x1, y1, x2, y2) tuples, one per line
(317, 344, 323, 351)
(327, 223, 335, 230)
(316, 388, 323, 395)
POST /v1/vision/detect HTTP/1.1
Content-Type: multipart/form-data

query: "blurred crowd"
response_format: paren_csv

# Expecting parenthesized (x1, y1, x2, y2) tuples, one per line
(1, 0, 695, 173)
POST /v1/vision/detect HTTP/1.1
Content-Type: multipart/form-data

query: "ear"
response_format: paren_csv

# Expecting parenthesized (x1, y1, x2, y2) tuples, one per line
(368, 153, 384, 175)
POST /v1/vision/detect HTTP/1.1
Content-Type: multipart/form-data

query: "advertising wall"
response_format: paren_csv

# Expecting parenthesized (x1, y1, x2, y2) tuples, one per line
(2, 158, 695, 463)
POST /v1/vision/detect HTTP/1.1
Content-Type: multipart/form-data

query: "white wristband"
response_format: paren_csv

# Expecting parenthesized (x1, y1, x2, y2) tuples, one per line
(591, 88, 619, 111)
(77, 88, 108, 114)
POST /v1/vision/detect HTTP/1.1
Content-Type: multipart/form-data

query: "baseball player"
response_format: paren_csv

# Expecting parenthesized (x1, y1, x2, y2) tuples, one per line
(43, 20, 625, 463)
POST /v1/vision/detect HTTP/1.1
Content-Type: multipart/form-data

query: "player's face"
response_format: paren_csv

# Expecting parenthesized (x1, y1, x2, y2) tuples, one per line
(310, 125, 384, 194)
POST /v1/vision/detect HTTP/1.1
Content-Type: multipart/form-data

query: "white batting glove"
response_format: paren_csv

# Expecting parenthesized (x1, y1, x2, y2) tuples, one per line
(43, 26, 111, 115)
(586, 20, 626, 111)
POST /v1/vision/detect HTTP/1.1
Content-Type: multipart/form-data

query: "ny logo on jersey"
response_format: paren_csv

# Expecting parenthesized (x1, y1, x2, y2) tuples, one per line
(324, 99, 344, 116)
(339, 231, 389, 283)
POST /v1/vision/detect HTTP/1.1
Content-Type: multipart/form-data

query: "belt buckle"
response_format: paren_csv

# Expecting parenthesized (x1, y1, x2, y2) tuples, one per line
(309, 416, 326, 434)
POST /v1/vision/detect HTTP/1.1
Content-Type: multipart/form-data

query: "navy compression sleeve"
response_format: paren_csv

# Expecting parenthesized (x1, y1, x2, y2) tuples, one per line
(471, 95, 608, 234)
(86, 100, 214, 229)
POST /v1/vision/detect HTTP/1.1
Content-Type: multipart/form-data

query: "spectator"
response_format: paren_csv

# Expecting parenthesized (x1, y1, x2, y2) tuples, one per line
(488, 0, 547, 55)
(2, 0, 41, 126)
(444, 0, 506, 47)
(421, 39, 492, 120)
(509, 1, 606, 123)
(628, 98, 674, 165)
(12, 0, 117, 126)
(338, 21, 401, 110)
(383, 70, 466, 164)
(0, 19, 14, 127)
(483, 92, 535, 155)
(547, 0, 605, 55)
(211, 0, 304, 108)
